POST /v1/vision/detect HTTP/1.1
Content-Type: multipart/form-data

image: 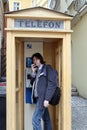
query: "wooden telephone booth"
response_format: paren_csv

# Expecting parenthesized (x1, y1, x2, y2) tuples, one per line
(5, 7, 73, 130)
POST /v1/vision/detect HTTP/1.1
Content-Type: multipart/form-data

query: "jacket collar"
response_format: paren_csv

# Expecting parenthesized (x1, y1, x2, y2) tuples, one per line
(39, 64, 47, 77)
(38, 64, 43, 70)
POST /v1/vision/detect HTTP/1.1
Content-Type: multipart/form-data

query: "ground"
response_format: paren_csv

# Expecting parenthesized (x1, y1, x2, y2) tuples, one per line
(72, 96, 87, 130)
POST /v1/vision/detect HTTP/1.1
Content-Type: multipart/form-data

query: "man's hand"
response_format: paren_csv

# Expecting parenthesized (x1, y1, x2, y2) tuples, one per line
(31, 64, 37, 73)
(44, 100, 49, 108)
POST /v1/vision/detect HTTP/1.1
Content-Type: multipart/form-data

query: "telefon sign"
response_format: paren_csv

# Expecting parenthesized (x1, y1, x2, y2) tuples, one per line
(14, 19, 64, 30)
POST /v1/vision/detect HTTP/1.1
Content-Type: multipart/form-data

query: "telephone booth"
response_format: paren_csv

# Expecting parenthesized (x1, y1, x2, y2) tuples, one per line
(5, 7, 73, 130)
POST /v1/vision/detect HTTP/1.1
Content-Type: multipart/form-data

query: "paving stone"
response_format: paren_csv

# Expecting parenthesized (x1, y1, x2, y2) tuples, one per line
(72, 96, 87, 130)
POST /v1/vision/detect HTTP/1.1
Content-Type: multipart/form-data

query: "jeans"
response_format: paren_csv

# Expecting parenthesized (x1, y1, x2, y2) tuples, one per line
(32, 100, 52, 130)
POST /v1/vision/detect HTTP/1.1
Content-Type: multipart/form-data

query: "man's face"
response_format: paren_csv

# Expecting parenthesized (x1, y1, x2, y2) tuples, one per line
(33, 57, 41, 67)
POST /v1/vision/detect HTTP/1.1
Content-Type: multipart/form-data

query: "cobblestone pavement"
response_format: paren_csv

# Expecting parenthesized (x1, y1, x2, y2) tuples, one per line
(72, 96, 87, 130)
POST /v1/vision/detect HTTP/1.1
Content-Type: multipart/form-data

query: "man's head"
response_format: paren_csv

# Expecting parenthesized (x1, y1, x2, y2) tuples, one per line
(31, 53, 45, 67)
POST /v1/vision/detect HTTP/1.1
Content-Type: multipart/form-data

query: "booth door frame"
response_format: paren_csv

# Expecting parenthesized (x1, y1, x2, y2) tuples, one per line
(6, 31, 71, 130)
(16, 41, 24, 130)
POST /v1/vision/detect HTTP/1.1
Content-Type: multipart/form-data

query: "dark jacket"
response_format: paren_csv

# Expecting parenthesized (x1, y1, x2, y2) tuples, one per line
(30, 64, 57, 109)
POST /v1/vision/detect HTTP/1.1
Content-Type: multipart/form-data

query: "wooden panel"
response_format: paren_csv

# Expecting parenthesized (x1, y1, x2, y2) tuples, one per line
(54, 41, 63, 130)
(62, 34, 71, 130)
(7, 34, 16, 130)
(11, 36, 16, 130)
(16, 41, 24, 130)
(55, 41, 62, 130)
(6, 32, 12, 130)
(65, 34, 71, 130)
(43, 42, 59, 130)
(20, 43, 24, 130)
(7, 38, 24, 130)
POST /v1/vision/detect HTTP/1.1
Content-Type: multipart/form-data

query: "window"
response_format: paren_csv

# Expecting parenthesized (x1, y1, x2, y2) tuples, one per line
(49, 0, 57, 9)
(32, 0, 37, 7)
(13, 2, 20, 11)
(48, 0, 51, 8)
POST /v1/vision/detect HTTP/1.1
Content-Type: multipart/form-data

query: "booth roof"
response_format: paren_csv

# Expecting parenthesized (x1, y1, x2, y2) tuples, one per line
(4, 6, 73, 17)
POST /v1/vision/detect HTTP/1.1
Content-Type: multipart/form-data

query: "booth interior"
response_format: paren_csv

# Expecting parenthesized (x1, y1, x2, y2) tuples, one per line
(15, 37, 62, 130)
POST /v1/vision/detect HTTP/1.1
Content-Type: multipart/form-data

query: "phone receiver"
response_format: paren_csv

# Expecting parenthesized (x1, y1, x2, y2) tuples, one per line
(34, 66, 38, 68)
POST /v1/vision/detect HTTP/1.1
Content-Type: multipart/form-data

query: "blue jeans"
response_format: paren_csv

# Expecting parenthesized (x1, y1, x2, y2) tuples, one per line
(32, 100, 52, 130)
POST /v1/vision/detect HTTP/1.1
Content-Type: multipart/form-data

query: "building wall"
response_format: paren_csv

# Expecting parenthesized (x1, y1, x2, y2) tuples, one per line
(32, 0, 48, 8)
(55, 0, 72, 13)
(68, 3, 77, 16)
(59, 0, 67, 12)
(0, 0, 8, 77)
(9, 0, 32, 11)
(72, 13, 87, 98)
(0, 0, 3, 43)
(55, 0, 87, 99)
(0, 31, 1, 76)
(55, 0, 76, 15)
(9, 0, 48, 11)
(0, 0, 4, 76)
(66, 0, 74, 7)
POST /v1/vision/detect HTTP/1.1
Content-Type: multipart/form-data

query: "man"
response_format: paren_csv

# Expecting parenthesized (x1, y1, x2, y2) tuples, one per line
(30, 53, 56, 130)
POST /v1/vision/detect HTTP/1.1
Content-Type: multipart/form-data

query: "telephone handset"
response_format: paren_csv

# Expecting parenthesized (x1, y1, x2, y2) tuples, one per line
(34, 65, 38, 68)
(32, 64, 38, 69)
(25, 68, 31, 88)
(26, 57, 38, 88)
(25, 66, 38, 88)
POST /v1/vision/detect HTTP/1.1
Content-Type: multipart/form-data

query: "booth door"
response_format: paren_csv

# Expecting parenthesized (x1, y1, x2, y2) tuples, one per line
(16, 42, 24, 130)
(43, 40, 62, 130)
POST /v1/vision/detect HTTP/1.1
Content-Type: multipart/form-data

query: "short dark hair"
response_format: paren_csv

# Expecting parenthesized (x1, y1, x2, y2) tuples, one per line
(31, 53, 45, 64)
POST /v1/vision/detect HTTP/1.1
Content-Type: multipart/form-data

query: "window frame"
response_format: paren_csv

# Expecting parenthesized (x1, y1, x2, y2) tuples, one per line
(13, 2, 21, 11)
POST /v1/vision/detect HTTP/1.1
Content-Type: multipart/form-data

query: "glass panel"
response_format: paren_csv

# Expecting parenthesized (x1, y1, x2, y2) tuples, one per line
(13, 2, 20, 11)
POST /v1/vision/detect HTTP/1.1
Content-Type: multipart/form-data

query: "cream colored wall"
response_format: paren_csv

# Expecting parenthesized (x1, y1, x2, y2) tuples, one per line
(72, 13, 87, 98)
(9, 0, 32, 11)
(56, 0, 76, 16)
(24, 41, 43, 130)
(9, 0, 48, 11)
